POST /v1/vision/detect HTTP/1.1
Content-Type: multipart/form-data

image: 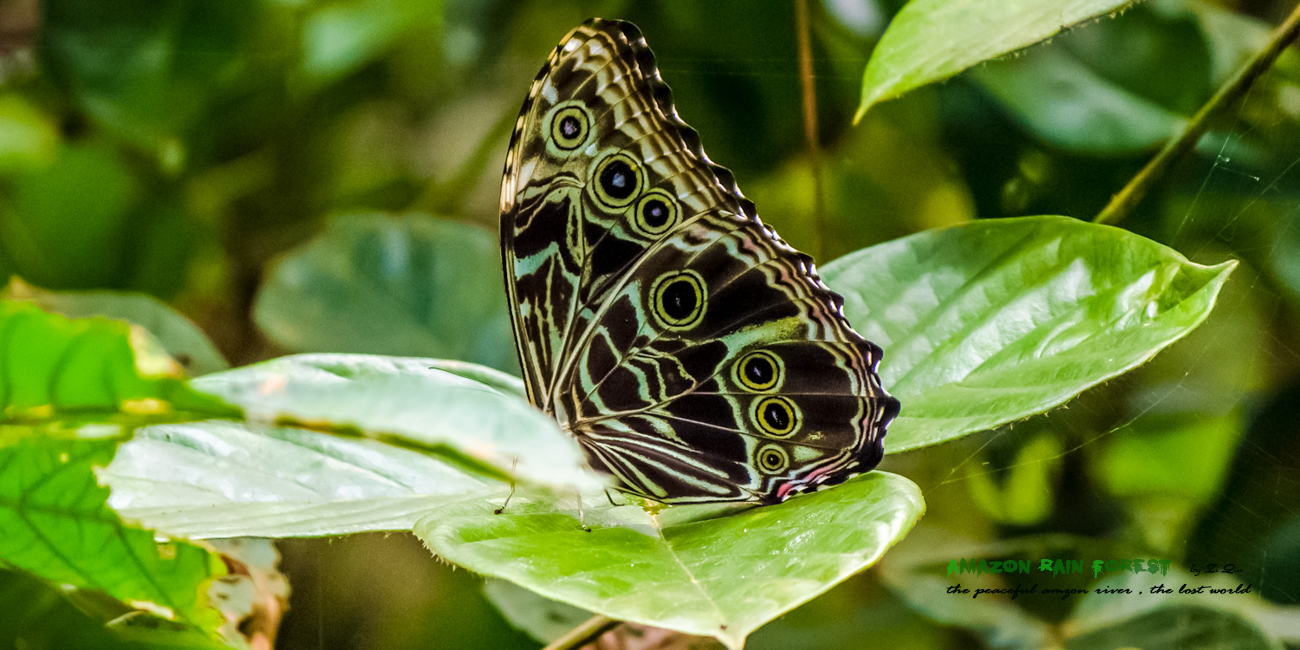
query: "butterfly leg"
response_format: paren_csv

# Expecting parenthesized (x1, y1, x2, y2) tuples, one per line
(494, 458, 519, 515)
(604, 488, 624, 507)
(576, 493, 592, 533)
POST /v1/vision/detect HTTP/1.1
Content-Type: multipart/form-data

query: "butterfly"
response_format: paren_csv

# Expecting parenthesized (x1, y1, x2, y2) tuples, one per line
(499, 18, 898, 504)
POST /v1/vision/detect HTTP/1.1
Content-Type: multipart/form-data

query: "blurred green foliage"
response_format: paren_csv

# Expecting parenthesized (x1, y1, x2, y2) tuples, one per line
(2, 0, 1300, 648)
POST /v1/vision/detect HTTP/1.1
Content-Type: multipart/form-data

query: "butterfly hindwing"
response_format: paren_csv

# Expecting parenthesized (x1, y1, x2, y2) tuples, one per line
(500, 18, 898, 503)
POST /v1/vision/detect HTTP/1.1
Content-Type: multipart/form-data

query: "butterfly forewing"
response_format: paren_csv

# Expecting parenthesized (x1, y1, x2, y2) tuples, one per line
(500, 18, 898, 503)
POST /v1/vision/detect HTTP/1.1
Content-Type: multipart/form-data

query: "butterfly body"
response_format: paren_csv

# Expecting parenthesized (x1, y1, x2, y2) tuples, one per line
(500, 18, 898, 504)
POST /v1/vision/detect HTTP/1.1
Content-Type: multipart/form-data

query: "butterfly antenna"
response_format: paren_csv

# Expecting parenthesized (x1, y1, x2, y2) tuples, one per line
(494, 458, 519, 515)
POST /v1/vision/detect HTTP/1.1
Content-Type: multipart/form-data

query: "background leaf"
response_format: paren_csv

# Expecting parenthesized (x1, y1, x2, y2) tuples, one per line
(822, 216, 1235, 452)
(481, 578, 593, 644)
(39, 0, 255, 151)
(254, 213, 519, 374)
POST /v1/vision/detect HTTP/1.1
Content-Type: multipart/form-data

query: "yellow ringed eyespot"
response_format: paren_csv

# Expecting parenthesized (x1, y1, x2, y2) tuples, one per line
(549, 104, 590, 151)
(630, 189, 679, 238)
(733, 349, 782, 392)
(756, 444, 790, 475)
(751, 395, 799, 437)
(649, 270, 706, 330)
(590, 152, 644, 209)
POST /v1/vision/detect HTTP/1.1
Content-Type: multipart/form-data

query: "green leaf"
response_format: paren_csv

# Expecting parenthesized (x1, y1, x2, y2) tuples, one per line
(417, 472, 924, 649)
(0, 434, 224, 635)
(856, 0, 1135, 120)
(40, 0, 255, 152)
(1097, 413, 1243, 504)
(971, 46, 1185, 155)
(3, 278, 228, 377)
(0, 300, 230, 418)
(821, 216, 1236, 453)
(482, 579, 593, 644)
(102, 419, 499, 538)
(254, 213, 519, 375)
(0, 567, 231, 649)
(1067, 569, 1290, 649)
(300, 0, 441, 83)
(0, 142, 136, 289)
(190, 353, 604, 493)
(1068, 605, 1277, 650)
(0, 94, 59, 173)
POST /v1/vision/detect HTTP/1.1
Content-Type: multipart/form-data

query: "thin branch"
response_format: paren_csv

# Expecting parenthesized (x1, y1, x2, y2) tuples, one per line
(542, 615, 621, 650)
(1093, 1, 1300, 226)
(795, 0, 826, 259)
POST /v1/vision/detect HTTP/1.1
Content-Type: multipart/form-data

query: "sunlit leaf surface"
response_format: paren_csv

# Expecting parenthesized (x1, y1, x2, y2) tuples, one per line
(103, 419, 501, 538)
(190, 353, 605, 493)
(822, 216, 1235, 452)
(418, 472, 924, 649)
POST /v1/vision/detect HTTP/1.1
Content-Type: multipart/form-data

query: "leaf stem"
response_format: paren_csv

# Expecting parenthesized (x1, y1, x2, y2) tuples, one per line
(1093, 1, 1300, 226)
(795, 0, 826, 260)
(542, 615, 620, 650)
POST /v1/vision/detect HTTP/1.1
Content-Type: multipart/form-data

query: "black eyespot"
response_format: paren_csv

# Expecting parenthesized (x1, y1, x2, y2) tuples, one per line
(549, 105, 590, 151)
(763, 400, 790, 430)
(591, 153, 643, 209)
(559, 115, 580, 138)
(661, 279, 697, 320)
(751, 396, 799, 437)
(643, 199, 668, 227)
(757, 444, 790, 475)
(733, 350, 782, 392)
(746, 356, 774, 387)
(600, 159, 635, 200)
(649, 270, 706, 330)
(630, 190, 680, 238)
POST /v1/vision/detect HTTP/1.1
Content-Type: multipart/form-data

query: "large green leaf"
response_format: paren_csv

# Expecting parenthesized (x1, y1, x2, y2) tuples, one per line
(821, 216, 1235, 453)
(856, 0, 1134, 120)
(0, 434, 224, 637)
(417, 472, 924, 649)
(254, 213, 519, 374)
(190, 353, 604, 493)
(102, 419, 500, 538)
(3, 278, 228, 377)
